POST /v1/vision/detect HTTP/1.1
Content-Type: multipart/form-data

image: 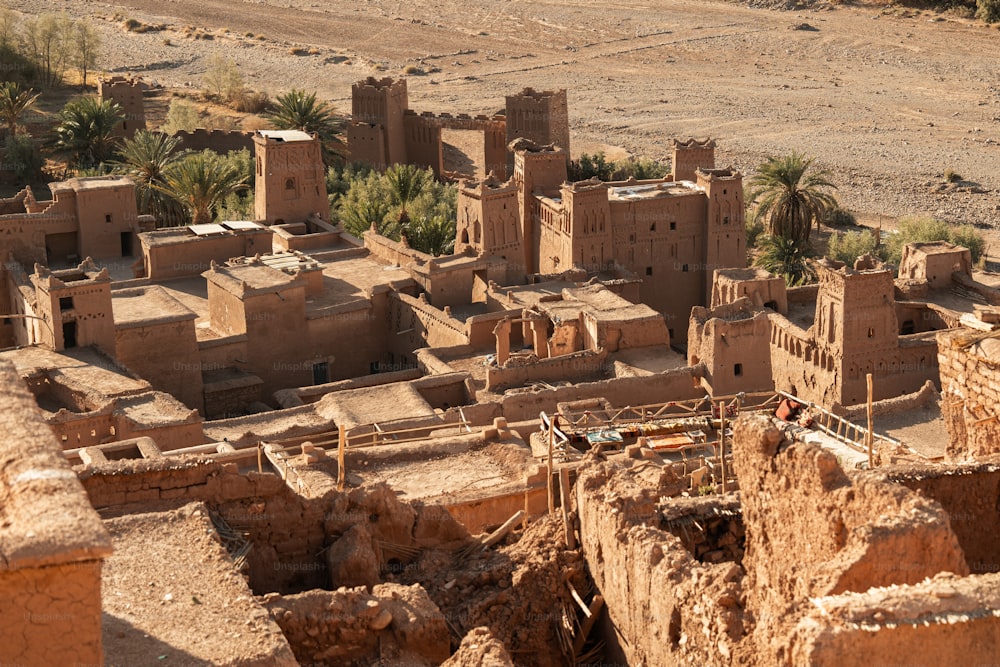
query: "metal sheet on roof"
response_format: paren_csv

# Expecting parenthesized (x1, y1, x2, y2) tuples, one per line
(188, 224, 228, 236)
(223, 221, 264, 231)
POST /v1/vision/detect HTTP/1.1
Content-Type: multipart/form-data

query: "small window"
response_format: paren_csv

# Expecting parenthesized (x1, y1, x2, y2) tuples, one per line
(59, 296, 74, 311)
(2, 317, 9, 325)
(867, 327, 874, 338)
(734, 363, 743, 377)
(669, 222, 676, 230)
(285, 178, 295, 190)
(723, 216, 730, 225)
(105, 214, 112, 223)
(682, 264, 689, 272)
(668, 328, 675, 340)
(646, 266, 653, 276)
(650, 223, 656, 232)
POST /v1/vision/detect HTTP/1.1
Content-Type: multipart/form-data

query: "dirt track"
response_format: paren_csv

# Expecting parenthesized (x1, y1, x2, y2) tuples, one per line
(14, 0, 1000, 237)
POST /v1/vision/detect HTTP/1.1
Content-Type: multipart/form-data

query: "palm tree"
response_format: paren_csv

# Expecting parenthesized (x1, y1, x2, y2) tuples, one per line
(748, 152, 837, 244)
(155, 151, 248, 225)
(53, 97, 123, 168)
(0, 82, 41, 136)
(267, 89, 345, 164)
(385, 163, 429, 226)
(409, 214, 456, 256)
(111, 130, 187, 227)
(754, 234, 816, 286)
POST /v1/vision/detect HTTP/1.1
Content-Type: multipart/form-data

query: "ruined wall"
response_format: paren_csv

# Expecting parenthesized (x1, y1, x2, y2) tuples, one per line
(575, 460, 746, 665)
(486, 349, 609, 392)
(389, 292, 469, 361)
(203, 372, 264, 420)
(306, 294, 389, 382)
(732, 415, 968, 663)
(688, 300, 772, 396)
(937, 328, 1000, 460)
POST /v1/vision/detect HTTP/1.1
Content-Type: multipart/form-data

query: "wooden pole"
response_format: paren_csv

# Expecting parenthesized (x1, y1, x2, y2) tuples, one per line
(719, 401, 727, 492)
(866, 373, 874, 468)
(338, 424, 346, 491)
(572, 595, 605, 656)
(257, 442, 262, 474)
(559, 466, 576, 549)
(547, 415, 556, 514)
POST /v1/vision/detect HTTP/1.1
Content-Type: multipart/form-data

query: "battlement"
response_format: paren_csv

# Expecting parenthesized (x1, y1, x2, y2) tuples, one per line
(673, 137, 716, 149)
(353, 76, 406, 92)
(169, 128, 254, 154)
(696, 167, 741, 181)
(97, 75, 144, 91)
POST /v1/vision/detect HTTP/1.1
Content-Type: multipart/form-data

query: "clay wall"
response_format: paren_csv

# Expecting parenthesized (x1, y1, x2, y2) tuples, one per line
(711, 269, 787, 313)
(937, 328, 1000, 460)
(898, 242, 972, 289)
(402, 113, 443, 174)
(732, 415, 968, 661)
(486, 348, 609, 392)
(700, 169, 746, 297)
(362, 228, 428, 268)
(505, 88, 570, 157)
(203, 375, 264, 420)
(346, 123, 387, 170)
(0, 560, 106, 665)
(242, 287, 311, 394)
(466, 310, 519, 351)
(388, 292, 469, 361)
(99, 76, 145, 138)
(114, 316, 204, 413)
(0, 359, 111, 666)
(609, 189, 707, 341)
(169, 128, 254, 155)
(881, 463, 1000, 575)
(456, 178, 521, 259)
(270, 223, 342, 252)
(253, 132, 329, 225)
(671, 138, 715, 182)
(33, 270, 116, 354)
(141, 228, 271, 280)
(73, 181, 141, 260)
(575, 461, 745, 665)
(306, 295, 389, 381)
(197, 335, 249, 378)
(351, 77, 408, 167)
(688, 301, 773, 396)
(499, 364, 701, 422)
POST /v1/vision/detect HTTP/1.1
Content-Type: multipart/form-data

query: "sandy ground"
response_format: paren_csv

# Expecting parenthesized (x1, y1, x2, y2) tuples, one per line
(13, 0, 1000, 245)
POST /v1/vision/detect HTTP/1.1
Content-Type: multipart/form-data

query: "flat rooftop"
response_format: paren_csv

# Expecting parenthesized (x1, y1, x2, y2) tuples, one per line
(257, 129, 314, 142)
(102, 503, 296, 666)
(0, 347, 149, 400)
(112, 285, 198, 328)
(315, 382, 435, 429)
(607, 180, 702, 201)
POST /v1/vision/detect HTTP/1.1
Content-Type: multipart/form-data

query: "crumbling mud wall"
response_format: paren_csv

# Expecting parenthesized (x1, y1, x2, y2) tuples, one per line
(574, 458, 749, 666)
(263, 583, 450, 666)
(937, 328, 1000, 460)
(787, 572, 1000, 664)
(879, 463, 1000, 575)
(732, 415, 970, 663)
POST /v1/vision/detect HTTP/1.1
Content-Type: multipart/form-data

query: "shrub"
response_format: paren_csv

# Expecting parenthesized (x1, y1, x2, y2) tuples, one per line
(950, 224, 986, 262)
(231, 89, 269, 114)
(944, 169, 962, 183)
(3, 134, 43, 182)
(820, 205, 856, 227)
(403, 65, 423, 75)
(202, 53, 243, 102)
(977, 0, 1000, 22)
(160, 99, 200, 134)
(827, 230, 882, 266)
(884, 216, 986, 265)
(745, 208, 765, 249)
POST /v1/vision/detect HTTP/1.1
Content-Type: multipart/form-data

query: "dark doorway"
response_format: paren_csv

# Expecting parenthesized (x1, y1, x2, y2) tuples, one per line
(312, 362, 328, 385)
(62, 321, 78, 348)
(900, 319, 916, 336)
(121, 232, 133, 257)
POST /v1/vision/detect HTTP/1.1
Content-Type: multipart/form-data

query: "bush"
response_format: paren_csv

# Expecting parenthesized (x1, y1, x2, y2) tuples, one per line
(745, 208, 765, 249)
(977, 0, 1000, 23)
(884, 216, 986, 265)
(827, 230, 882, 266)
(231, 89, 269, 114)
(160, 99, 200, 134)
(3, 134, 43, 182)
(944, 169, 963, 183)
(820, 205, 856, 227)
(202, 53, 243, 102)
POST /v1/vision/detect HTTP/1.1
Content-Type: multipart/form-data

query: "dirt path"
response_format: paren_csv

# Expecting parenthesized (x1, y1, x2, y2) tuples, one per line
(13, 0, 1000, 240)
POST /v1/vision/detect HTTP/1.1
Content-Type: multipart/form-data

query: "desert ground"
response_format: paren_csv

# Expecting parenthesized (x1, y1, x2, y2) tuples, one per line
(13, 0, 1000, 244)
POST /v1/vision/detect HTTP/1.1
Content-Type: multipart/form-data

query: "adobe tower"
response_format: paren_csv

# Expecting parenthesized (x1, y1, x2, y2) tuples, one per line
(98, 76, 146, 139)
(253, 130, 329, 225)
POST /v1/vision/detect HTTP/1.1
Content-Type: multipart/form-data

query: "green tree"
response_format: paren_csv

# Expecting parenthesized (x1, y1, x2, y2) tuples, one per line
(977, 0, 1000, 23)
(569, 152, 613, 181)
(110, 130, 186, 226)
(202, 53, 243, 102)
(267, 89, 344, 164)
(0, 82, 40, 135)
(74, 20, 101, 88)
(385, 163, 429, 225)
(884, 216, 985, 265)
(53, 96, 123, 168)
(827, 230, 883, 266)
(4, 134, 43, 182)
(748, 152, 837, 244)
(754, 235, 816, 286)
(155, 150, 248, 225)
(338, 171, 395, 238)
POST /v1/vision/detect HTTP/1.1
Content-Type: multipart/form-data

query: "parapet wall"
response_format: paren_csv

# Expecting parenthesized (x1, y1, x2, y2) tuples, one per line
(937, 328, 1000, 460)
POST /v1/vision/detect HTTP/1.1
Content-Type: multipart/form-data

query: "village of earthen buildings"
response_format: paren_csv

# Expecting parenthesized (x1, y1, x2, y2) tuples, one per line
(2, 63, 1000, 667)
